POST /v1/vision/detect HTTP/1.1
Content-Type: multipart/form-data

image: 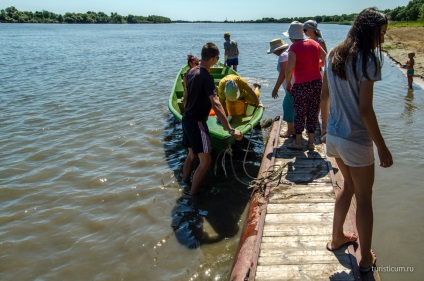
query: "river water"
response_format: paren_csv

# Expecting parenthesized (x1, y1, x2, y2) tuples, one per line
(0, 23, 422, 281)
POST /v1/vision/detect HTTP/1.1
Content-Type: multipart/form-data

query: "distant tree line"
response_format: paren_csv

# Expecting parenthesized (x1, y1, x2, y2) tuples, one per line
(235, 14, 358, 24)
(0, 6, 171, 23)
(383, 0, 424, 21)
(1, 0, 423, 24)
(229, 0, 424, 23)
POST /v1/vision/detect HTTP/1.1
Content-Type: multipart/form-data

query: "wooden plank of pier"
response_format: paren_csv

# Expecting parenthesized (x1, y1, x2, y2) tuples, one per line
(231, 117, 381, 281)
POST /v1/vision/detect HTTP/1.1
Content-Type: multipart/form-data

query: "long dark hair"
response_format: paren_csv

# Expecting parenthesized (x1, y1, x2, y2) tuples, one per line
(330, 7, 388, 80)
(187, 54, 199, 66)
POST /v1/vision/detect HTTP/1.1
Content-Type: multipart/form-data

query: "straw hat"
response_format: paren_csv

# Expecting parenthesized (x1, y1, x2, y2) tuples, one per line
(267, 38, 289, 54)
(225, 80, 240, 102)
(283, 21, 305, 40)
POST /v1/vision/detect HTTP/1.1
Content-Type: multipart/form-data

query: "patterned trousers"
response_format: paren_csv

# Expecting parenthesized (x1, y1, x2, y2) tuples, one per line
(291, 79, 322, 134)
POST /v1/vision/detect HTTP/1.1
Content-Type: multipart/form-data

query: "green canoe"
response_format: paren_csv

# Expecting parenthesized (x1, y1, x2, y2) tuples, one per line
(168, 62, 264, 152)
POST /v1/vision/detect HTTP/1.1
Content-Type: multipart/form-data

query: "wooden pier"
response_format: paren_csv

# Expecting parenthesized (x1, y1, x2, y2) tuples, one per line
(231, 117, 380, 281)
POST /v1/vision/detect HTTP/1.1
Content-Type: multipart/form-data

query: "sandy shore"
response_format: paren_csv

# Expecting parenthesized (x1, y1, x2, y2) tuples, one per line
(383, 26, 424, 88)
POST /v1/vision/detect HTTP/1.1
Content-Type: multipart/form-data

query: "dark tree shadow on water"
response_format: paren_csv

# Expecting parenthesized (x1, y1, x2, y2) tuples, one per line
(163, 115, 186, 183)
(163, 114, 266, 248)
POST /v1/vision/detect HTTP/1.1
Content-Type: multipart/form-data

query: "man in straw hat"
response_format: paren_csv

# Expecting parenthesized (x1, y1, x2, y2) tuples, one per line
(224, 32, 240, 71)
(267, 38, 295, 138)
(182, 42, 243, 195)
(217, 74, 261, 120)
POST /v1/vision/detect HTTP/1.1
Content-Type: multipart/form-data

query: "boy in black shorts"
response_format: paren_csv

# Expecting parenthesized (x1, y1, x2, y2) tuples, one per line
(182, 42, 242, 195)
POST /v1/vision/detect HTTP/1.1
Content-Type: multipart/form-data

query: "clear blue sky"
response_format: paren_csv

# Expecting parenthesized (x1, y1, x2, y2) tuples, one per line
(1, 0, 411, 21)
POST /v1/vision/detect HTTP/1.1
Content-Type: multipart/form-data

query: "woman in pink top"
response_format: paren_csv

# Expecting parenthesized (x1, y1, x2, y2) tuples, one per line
(284, 21, 326, 150)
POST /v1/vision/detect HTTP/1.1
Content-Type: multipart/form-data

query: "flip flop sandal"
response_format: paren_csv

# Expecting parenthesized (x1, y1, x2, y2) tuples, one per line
(359, 265, 375, 273)
(326, 232, 358, 251)
(359, 250, 377, 273)
(280, 132, 295, 138)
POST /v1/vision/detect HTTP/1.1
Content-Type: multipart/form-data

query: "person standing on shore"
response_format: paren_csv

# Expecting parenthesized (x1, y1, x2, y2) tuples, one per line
(404, 52, 415, 89)
(182, 42, 242, 195)
(224, 32, 239, 71)
(320, 7, 393, 274)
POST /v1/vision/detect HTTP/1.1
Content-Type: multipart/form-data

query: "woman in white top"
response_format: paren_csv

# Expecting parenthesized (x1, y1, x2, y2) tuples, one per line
(321, 8, 393, 274)
(267, 38, 295, 137)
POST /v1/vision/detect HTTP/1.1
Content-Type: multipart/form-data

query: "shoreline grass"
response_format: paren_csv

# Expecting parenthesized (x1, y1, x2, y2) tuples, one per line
(388, 21, 424, 28)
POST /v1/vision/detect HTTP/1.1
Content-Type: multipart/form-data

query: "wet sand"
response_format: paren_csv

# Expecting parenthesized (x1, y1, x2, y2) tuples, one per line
(384, 26, 424, 87)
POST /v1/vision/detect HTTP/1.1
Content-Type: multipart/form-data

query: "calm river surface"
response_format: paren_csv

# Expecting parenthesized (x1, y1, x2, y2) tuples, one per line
(1, 23, 422, 281)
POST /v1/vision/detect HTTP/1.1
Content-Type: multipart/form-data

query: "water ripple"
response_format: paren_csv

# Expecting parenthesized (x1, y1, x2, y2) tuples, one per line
(1, 23, 423, 281)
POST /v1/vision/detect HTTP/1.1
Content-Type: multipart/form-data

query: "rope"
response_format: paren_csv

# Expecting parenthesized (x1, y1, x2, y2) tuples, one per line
(227, 146, 251, 186)
(215, 107, 257, 179)
(216, 120, 288, 196)
(221, 146, 230, 178)
(242, 127, 256, 180)
(214, 149, 226, 176)
(214, 109, 289, 196)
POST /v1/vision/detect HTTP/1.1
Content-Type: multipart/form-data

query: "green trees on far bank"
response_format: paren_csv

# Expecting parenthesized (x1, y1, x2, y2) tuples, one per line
(1, 0, 423, 24)
(238, 14, 357, 24)
(384, 0, 424, 21)
(237, 0, 424, 24)
(0, 6, 171, 24)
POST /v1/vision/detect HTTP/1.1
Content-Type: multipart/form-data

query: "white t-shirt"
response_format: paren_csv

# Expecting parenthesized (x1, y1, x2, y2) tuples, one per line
(277, 49, 294, 88)
(326, 53, 382, 145)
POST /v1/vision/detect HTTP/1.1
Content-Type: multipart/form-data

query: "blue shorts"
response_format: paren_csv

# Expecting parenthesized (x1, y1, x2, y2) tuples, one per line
(282, 92, 294, 122)
(182, 118, 211, 154)
(407, 69, 414, 76)
(226, 58, 238, 66)
(326, 134, 374, 167)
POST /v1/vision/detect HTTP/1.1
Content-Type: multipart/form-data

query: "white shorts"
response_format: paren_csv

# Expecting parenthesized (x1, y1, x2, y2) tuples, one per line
(326, 134, 374, 167)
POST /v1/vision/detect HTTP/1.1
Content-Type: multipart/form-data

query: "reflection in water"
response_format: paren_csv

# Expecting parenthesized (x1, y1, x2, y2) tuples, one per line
(163, 115, 186, 185)
(171, 192, 243, 249)
(171, 194, 212, 249)
(1, 23, 423, 281)
(402, 89, 417, 124)
(163, 113, 266, 249)
(170, 184, 253, 249)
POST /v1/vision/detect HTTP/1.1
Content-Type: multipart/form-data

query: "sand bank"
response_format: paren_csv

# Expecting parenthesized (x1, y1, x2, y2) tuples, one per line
(383, 26, 424, 88)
